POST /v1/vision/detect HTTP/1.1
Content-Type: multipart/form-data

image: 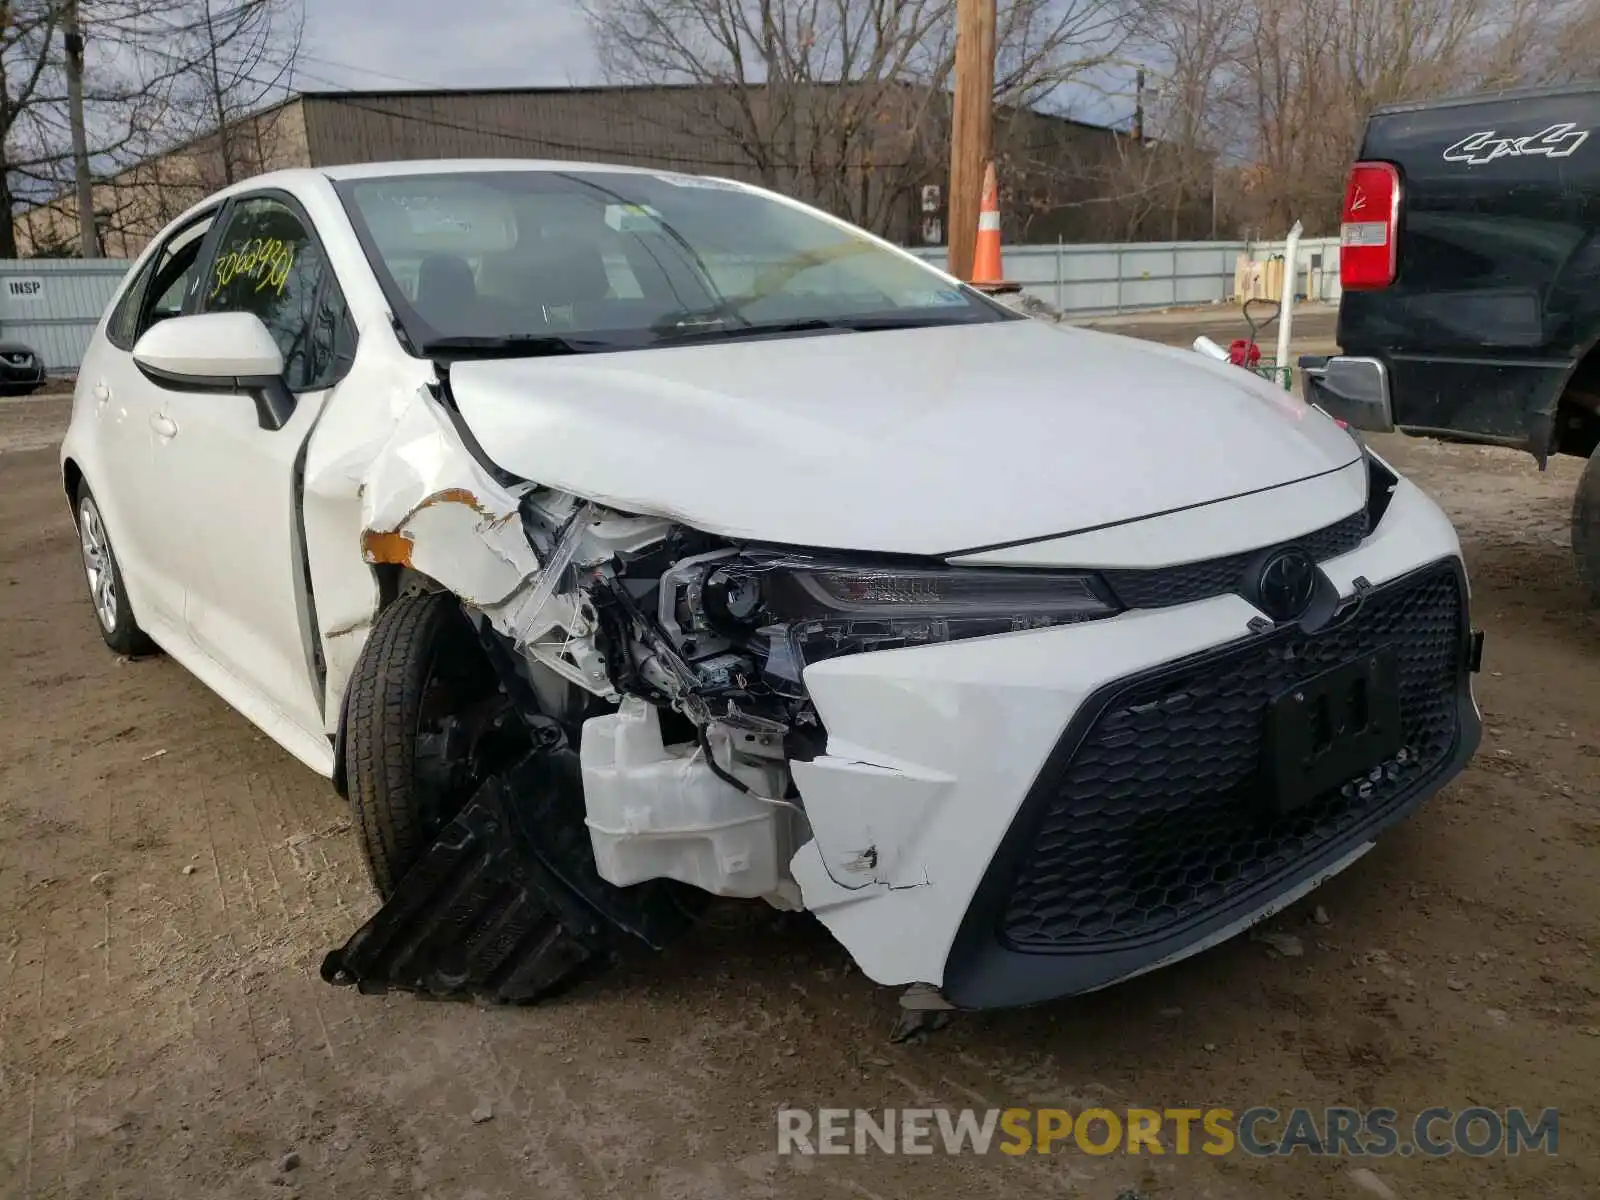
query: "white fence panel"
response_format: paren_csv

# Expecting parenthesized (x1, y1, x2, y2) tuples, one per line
(0, 259, 130, 372)
(0, 236, 1341, 373)
(908, 235, 1341, 317)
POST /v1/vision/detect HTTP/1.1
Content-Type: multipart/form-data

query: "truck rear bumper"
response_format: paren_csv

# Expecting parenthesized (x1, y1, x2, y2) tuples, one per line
(1299, 356, 1395, 432)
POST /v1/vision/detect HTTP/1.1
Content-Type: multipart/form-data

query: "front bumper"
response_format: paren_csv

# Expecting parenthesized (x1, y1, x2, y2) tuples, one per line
(789, 474, 1480, 1008)
(1298, 355, 1394, 432)
(0, 350, 44, 387)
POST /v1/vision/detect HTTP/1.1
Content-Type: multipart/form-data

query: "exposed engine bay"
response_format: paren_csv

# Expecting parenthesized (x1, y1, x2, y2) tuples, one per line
(449, 485, 1101, 908)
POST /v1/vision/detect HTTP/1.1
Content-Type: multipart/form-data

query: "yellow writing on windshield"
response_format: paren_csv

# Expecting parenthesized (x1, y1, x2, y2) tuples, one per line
(211, 237, 296, 298)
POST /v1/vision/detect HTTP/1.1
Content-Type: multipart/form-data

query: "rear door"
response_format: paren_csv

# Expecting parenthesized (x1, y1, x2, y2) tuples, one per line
(82, 209, 219, 634)
(1340, 87, 1600, 439)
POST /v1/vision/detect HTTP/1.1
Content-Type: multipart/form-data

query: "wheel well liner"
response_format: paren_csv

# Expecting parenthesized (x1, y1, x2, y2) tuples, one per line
(1556, 343, 1600, 459)
(63, 457, 83, 511)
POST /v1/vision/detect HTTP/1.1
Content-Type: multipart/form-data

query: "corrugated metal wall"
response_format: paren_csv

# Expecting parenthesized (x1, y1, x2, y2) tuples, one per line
(305, 89, 799, 180)
(0, 259, 129, 372)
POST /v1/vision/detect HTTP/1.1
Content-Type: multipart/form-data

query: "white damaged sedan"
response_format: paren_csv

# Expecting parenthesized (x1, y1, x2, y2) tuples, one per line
(62, 160, 1483, 1014)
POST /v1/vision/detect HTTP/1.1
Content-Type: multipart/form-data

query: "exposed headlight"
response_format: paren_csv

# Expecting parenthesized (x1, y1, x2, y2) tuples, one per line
(754, 559, 1121, 671)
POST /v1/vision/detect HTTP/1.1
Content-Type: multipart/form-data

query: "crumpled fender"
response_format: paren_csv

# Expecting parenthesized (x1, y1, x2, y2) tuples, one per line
(301, 379, 539, 733)
(352, 392, 538, 605)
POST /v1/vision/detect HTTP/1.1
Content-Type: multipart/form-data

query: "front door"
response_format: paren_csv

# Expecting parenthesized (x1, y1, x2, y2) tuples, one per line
(149, 192, 358, 744)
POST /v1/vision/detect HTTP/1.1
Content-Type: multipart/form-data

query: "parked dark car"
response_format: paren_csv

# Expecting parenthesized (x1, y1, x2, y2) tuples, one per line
(1302, 83, 1600, 602)
(0, 340, 46, 396)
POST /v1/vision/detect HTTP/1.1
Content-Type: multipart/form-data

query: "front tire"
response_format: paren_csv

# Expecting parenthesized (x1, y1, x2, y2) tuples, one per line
(75, 483, 155, 656)
(1573, 446, 1600, 606)
(344, 591, 520, 897)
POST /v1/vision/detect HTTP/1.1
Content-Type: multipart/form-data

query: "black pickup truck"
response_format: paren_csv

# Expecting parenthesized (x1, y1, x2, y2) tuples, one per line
(1302, 83, 1600, 602)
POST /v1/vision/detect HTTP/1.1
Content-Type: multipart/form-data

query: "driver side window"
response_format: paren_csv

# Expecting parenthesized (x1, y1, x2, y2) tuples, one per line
(105, 212, 217, 351)
(198, 195, 352, 392)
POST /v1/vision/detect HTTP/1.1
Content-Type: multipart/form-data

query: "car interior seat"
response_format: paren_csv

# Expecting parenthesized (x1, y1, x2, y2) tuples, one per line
(414, 253, 519, 334)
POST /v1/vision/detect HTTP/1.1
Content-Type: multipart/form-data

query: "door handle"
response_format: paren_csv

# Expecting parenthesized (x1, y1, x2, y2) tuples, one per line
(149, 413, 179, 439)
(92, 381, 111, 404)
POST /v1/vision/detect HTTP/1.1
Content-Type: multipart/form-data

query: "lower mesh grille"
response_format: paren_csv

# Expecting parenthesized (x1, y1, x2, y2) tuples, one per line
(999, 561, 1465, 953)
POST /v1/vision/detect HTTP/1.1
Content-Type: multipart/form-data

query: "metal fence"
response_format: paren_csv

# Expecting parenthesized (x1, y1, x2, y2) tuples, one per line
(906, 235, 1342, 317)
(0, 259, 130, 373)
(0, 235, 1341, 374)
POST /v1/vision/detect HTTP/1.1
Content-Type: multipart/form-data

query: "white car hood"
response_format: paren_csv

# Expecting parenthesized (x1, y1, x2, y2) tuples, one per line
(447, 319, 1362, 556)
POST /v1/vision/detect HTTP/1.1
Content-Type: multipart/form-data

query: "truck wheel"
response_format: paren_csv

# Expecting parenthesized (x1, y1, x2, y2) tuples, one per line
(1573, 448, 1600, 606)
(344, 591, 521, 897)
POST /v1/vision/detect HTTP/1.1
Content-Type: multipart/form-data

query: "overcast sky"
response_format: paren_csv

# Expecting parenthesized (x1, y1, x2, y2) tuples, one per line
(293, 1, 1122, 126)
(298, 1, 601, 92)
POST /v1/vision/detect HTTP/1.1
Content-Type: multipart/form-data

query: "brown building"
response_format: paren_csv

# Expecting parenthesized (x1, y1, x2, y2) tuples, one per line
(15, 84, 1209, 260)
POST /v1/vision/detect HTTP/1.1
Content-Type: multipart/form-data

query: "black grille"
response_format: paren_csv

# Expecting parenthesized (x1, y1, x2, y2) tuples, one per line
(1104, 509, 1368, 610)
(999, 561, 1465, 953)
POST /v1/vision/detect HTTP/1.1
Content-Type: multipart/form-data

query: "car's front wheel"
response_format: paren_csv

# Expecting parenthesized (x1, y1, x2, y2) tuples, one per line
(75, 483, 155, 656)
(343, 590, 524, 897)
(329, 591, 707, 1003)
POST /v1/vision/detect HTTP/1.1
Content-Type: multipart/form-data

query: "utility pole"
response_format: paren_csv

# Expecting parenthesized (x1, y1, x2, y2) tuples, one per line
(1134, 68, 1145, 145)
(947, 0, 995, 280)
(1210, 158, 1219, 239)
(64, 0, 98, 258)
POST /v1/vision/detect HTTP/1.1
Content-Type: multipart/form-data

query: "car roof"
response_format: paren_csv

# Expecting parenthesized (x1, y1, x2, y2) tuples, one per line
(188, 159, 728, 212)
(317, 158, 669, 181)
(138, 158, 755, 268)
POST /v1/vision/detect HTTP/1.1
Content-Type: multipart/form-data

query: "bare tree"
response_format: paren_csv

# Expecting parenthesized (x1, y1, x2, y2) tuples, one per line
(1201, 0, 1591, 235)
(577, 0, 1151, 236)
(150, 0, 303, 189)
(1, 0, 194, 256)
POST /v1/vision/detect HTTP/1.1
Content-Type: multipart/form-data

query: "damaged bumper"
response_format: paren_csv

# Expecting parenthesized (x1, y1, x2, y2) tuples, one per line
(789, 477, 1481, 1009)
(324, 373, 1481, 1013)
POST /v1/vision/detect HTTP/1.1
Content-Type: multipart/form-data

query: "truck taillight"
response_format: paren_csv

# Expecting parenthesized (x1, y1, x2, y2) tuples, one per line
(1340, 161, 1401, 290)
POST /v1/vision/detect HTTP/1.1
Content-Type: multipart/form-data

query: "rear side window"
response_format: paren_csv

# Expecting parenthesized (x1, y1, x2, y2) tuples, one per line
(199, 195, 354, 391)
(105, 256, 158, 350)
(105, 213, 216, 350)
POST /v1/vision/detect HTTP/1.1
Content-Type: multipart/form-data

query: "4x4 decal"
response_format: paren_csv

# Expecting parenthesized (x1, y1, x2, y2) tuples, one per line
(1443, 122, 1590, 166)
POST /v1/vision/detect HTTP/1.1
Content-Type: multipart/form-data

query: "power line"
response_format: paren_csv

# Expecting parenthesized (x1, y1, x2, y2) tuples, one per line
(235, 53, 925, 174)
(294, 52, 449, 92)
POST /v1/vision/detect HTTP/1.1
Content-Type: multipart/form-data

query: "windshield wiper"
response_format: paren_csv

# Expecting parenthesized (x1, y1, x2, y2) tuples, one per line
(832, 313, 987, 331)
(419, 333, 596, 358)
(652, 318, 849, 344)
(652, 313, 984, 345)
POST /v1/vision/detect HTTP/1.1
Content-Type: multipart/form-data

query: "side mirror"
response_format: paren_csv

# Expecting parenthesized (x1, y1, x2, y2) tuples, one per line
(131, 312, 295, 431)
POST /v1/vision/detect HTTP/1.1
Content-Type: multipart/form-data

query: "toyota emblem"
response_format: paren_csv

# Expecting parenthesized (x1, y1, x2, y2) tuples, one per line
(1255, 547, 1319, 622)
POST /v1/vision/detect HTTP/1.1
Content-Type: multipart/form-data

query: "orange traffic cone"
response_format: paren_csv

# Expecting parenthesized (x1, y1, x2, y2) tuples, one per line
(970, 161, 1019, 294)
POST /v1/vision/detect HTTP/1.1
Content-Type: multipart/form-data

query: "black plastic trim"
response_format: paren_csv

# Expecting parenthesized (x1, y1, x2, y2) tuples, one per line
(942, 460, 1361, 559)
(432, 370, 530, 489)
(133, 360, 298, 431)
(330, 671, 352, 799)
(941, 556, 1481, 1011)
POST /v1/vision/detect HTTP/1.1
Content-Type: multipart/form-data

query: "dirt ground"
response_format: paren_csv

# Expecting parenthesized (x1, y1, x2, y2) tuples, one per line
(2, 315, 1596, 1199)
